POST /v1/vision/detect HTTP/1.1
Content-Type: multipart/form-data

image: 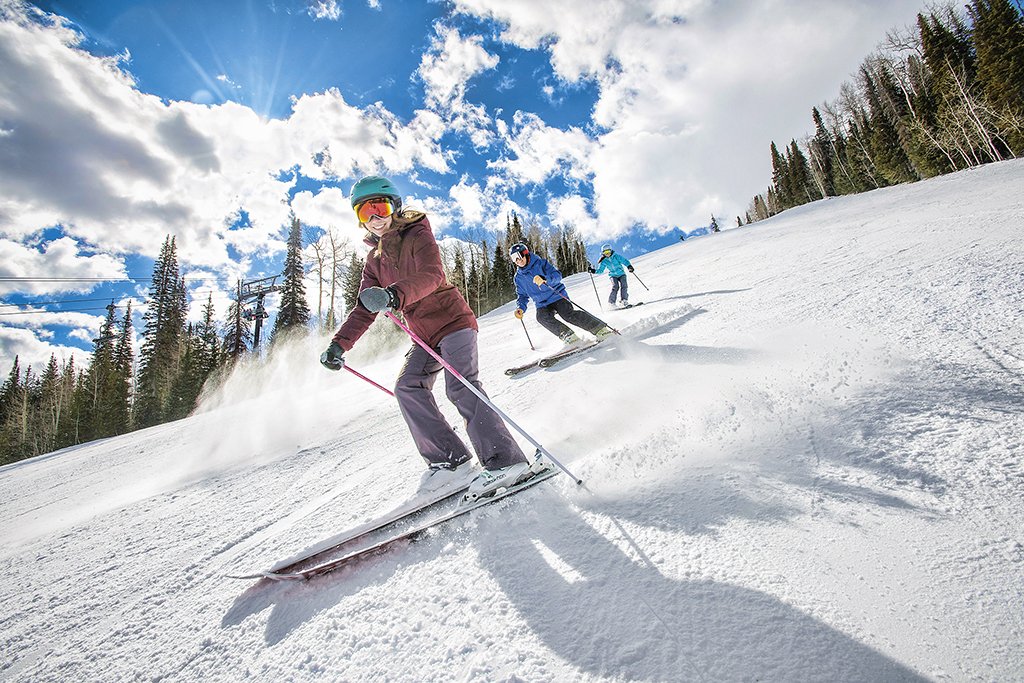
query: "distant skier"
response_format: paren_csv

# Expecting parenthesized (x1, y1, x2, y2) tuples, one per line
(510, 242, 614, 347)
(588, 244, 635, 308)
(320, 175, 531, 500)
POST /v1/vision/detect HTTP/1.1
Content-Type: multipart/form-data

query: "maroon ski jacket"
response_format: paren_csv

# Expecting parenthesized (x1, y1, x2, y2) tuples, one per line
(332, 211, 477, 351)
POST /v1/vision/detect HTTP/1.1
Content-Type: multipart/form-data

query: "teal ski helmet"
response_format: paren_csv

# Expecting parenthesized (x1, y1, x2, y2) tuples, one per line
(350, 175, 402, 210)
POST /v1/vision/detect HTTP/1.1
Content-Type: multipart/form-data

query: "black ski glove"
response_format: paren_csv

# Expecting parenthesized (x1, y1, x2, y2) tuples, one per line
(320, 341, 345, 371)
(587, 266, 596, 274)
(359, 285, 399, 313)
(627, 265, 634, 273)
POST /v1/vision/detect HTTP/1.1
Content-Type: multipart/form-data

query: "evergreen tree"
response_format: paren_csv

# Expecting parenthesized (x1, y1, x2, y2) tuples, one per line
(918, 8, 998, 166)
(477, 239, 491, 311)
(111, 301, 134, 434)
(196, 294, 220, 382)
(787, 140, 821, 204)
(490, 241, 515, 307)
(81, 303, 120, 441)
(0, 356, 19, 430)
(0, 357, 23, 463)
(769, 141, 792, 210)
(223, 280, 253, 362)
(467, 254, 482, 315)
(862, 65, 919, 184)
(766, 186, 780, 216)
(968, 0, 1024, 153)
(451, 248, 468, 303)
(900, 50, 957, 178)
(68, 365, 89, 447)
(135, 236, 188, 428)
(810, 107, 837, 197)
(36, 354, 62, 454)
(555, 232, 569, 273)
(342, 252, 364, 315)
(56, 356, 79, 449)
(272, 215, 312, 343)
(846, 111, 886, 190)
(168, 323, 201, 420)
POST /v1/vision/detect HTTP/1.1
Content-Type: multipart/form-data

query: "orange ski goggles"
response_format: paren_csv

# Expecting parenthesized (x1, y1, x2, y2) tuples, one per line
(355, 197, 396, 223)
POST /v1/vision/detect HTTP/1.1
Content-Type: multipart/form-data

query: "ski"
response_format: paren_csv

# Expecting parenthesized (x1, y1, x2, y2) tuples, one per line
(618, 302, 643, 309)
(262, 466, 560, 581)
(504, 359, 541, 376)
(226, 481, 472, 580)
(538, 340, 601, 367)
(506, 339, 607, 375)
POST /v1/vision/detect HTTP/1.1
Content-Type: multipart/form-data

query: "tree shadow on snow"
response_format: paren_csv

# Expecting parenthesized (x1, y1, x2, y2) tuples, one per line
(475, 488, 928, 682)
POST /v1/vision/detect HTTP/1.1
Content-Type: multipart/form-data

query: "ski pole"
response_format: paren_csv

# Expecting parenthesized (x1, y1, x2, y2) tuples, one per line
(630, 271, 650, 291)
(588, 268, 604, 311)
(383, 311, 583, 485)
(541, 282, 620, 336)
(344, 364, 395, 397)
(519, 317, 535, 350)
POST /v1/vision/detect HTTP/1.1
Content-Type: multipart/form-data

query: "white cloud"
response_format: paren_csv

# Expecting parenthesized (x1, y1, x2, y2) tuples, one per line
(420, 25, 499, 109)
(548, 194, 599, 239)
(0, 323, 92, 372)
(418, 25, 499, 147)
(308, 0, 341, 21)
(291, 187, 352, 231)
(454, 0, 932, 232)
(0, 237, 127, 295)
(448, 178, 486, 225)
(489, 112, 593, 187)
(0, 6, 449, 278)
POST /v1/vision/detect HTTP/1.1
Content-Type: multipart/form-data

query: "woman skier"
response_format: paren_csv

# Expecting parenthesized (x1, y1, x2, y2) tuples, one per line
(319, 175, 531, 500)
(588, 244, 634, 307)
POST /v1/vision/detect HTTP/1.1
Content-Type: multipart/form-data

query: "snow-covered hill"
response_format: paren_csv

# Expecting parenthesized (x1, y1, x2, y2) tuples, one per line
(2, 161, 1023, 682)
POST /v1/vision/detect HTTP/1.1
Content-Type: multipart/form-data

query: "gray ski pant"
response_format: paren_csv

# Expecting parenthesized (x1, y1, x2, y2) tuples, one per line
(395, 327, 527, 471)
(609, 274, 628, 304)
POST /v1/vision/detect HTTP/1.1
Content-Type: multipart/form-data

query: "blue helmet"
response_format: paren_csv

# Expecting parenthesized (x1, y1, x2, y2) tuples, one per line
(509, 242, 529, 258)
(350, 175, 402, 209)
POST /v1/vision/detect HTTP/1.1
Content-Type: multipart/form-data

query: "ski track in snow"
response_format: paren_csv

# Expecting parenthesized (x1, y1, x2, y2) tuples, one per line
(1, 160, 1023, 681)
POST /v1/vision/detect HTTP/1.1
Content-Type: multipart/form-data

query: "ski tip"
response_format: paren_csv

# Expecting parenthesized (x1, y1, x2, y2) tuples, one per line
(262, 571, 308, 582)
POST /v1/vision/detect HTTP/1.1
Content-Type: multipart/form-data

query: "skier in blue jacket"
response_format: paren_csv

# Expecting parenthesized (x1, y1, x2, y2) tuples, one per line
(588, 243, 634, 307)
(510, 243, 614, 347)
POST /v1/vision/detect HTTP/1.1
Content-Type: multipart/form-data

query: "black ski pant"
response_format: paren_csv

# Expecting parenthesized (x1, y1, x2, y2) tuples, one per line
(535, 298, 606, 340)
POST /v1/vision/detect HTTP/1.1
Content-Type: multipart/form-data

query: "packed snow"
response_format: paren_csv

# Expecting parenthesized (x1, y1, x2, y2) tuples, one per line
(2, 160, 1023, 682)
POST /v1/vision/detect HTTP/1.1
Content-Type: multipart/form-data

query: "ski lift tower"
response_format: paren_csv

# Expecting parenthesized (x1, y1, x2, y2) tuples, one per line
(239, 275, 281, 350)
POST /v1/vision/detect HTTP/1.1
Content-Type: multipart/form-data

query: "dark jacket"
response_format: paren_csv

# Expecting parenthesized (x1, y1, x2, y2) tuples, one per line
(332, 211, 477, 351)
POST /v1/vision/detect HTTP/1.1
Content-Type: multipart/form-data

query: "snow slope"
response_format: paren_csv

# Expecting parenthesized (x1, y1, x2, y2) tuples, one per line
(2, 160, 1023, 682)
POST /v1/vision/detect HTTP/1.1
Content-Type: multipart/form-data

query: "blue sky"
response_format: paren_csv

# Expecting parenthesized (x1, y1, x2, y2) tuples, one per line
(0, 0, 932, 371)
